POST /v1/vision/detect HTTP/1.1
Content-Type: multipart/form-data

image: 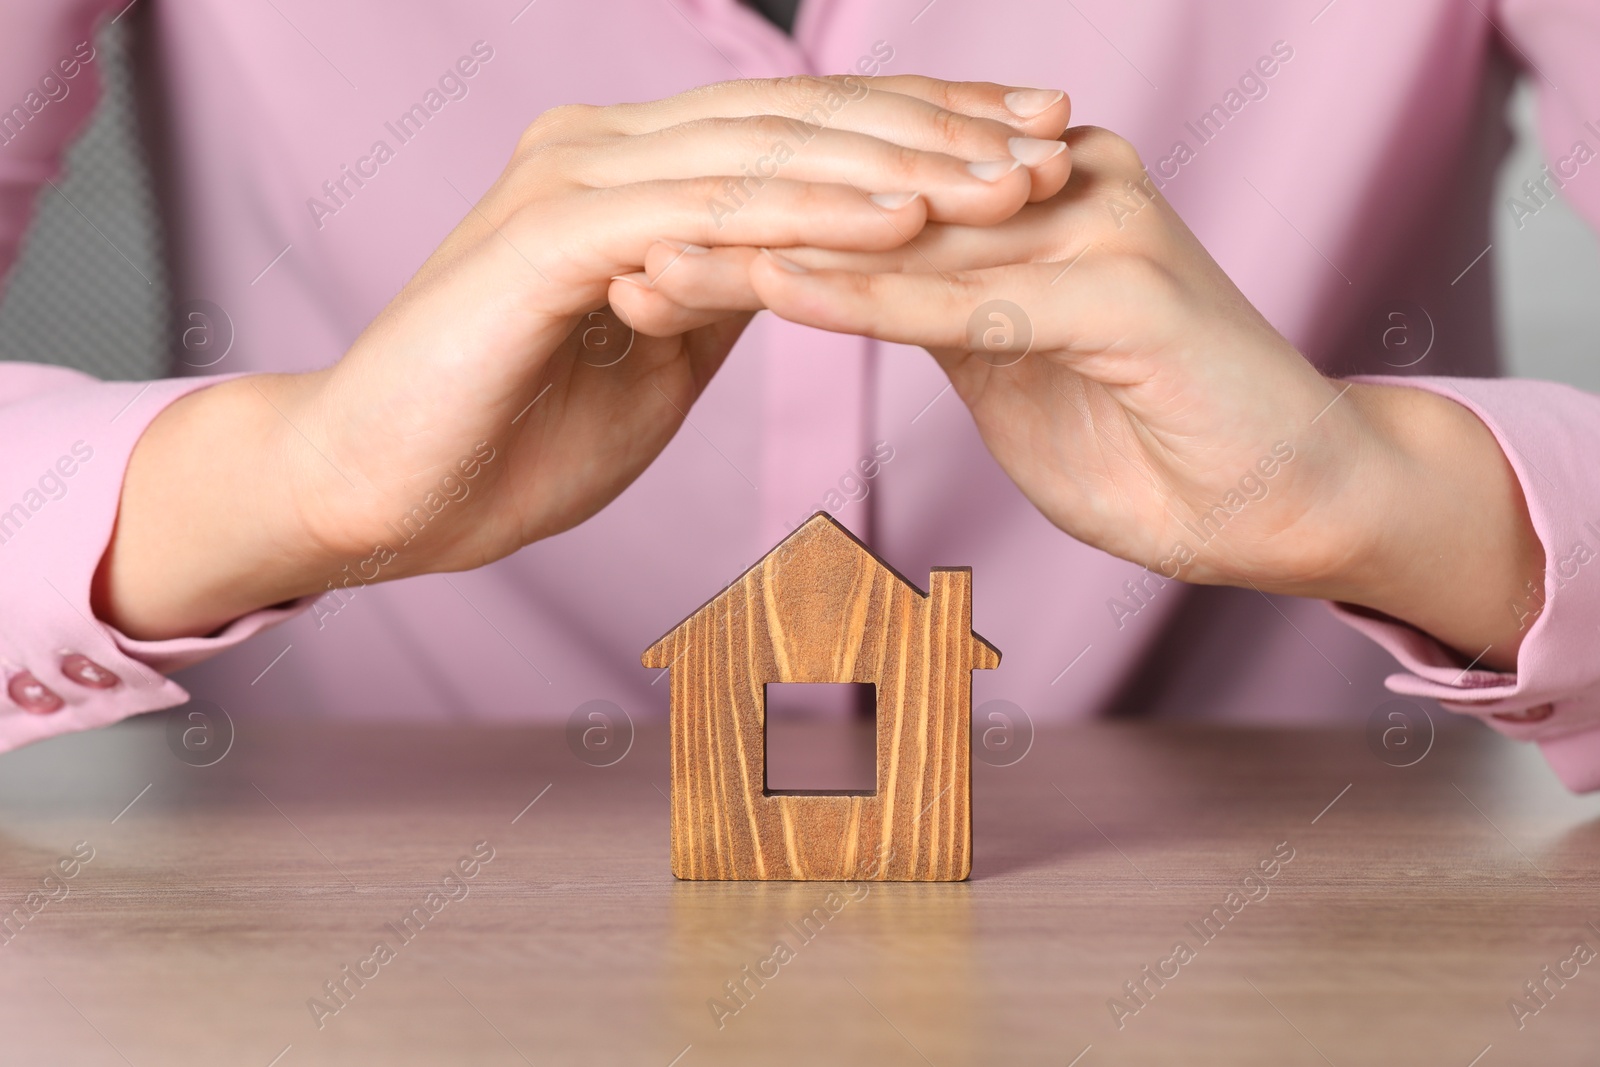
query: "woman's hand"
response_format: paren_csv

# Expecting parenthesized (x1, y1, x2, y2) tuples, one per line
(97, 76, 1073, 641)
(655, 125, 1542, 669)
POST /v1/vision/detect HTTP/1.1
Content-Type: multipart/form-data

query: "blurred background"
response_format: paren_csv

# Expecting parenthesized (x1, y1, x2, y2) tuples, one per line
(3, 19, 1597, 389)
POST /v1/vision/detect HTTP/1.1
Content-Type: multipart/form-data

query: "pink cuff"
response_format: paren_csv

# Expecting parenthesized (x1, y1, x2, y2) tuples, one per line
(1329, 374, 1600, 792)
(0, 366, 307, 753)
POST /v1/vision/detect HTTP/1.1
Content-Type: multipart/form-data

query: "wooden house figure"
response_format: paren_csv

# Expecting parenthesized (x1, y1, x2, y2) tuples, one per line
(641, 513, 1000, 881)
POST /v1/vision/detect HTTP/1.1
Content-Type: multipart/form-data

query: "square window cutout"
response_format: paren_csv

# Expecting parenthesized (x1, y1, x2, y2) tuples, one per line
(763, 682, 877, 796)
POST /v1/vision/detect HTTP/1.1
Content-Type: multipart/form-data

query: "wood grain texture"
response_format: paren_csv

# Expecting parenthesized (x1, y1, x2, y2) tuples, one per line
(4, 719, 1600, 1065)
(641, 513, 1000, 881)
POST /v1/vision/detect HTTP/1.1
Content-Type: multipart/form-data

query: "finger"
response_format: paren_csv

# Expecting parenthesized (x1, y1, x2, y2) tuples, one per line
(601, 176, 929, 252)
(642, 134, 1146, 289)
(753, 86, 1066, 201)
(746, 249, 1160, 376)
(793, 206, 1083, 274)
(494, 176, 932, 317)
(644, 203, 1084, 310)
(741, 79, 1070, 202)
(642, 239, 983, 314)
(606, 272, 745, 336)
(809, 76, 1072, 198)
(805, 129, 1152, 262)
(641, 241, 948, 312)
(603, 78, 1070, 193)
(528, 79, 1070, 205)
(643, 242, 766, 311)
(559, 117, 1051, 225)
(608, 75, 1062, 139)
(815, 75, 1070, 137)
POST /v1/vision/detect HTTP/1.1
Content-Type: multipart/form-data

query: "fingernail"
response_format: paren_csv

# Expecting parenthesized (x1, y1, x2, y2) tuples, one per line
(869, 191, 921, 210)
(967, 158, 1022, 182)
(761, 248, 809, 274)
(611, 272, 654, 289)
(1004, 88, 1064, 118)
(1008, 136, 1066, 166)
(664, 240, 711, 254)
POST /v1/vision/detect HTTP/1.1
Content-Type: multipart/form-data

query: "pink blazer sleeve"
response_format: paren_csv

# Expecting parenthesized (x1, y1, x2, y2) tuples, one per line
(1331, 378, 1600, 792)
(0, 368, 307, 752)
(1, 6, 304, 752)
(1332, 0, 1600, 791)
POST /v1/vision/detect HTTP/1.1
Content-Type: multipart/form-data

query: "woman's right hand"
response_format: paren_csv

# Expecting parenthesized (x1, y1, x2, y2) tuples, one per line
(97, 76, 1071, 640)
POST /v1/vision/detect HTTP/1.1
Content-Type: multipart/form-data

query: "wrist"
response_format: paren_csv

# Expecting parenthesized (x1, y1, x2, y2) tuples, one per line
(1271, 381, 1542, 671)
(94, 373, 340, 640)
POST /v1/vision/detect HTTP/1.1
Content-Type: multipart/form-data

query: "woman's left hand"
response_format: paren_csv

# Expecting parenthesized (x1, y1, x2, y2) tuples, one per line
(639, 125, 1543, 669)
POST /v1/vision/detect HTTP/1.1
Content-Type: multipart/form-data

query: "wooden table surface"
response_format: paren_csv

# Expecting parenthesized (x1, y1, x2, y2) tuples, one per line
(3, 712, 1599, 1066)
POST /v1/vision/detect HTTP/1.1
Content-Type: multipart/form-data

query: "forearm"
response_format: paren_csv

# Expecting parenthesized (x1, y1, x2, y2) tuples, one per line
(92, 374, 335, 641)
(1263, 382, 1543, 671)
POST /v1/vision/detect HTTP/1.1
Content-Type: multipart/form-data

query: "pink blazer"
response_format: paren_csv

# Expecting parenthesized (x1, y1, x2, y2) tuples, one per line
(5, 0, 1600, 789)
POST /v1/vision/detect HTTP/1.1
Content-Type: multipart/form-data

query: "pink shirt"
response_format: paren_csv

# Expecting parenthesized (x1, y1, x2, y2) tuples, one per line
(5, 0, 1600, 788)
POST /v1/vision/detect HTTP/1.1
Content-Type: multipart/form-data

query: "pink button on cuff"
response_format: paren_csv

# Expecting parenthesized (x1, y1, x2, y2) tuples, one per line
(60, 652, 120, 689)
(7, 671, 64, 714)
(1493, 703, 1555, 724)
